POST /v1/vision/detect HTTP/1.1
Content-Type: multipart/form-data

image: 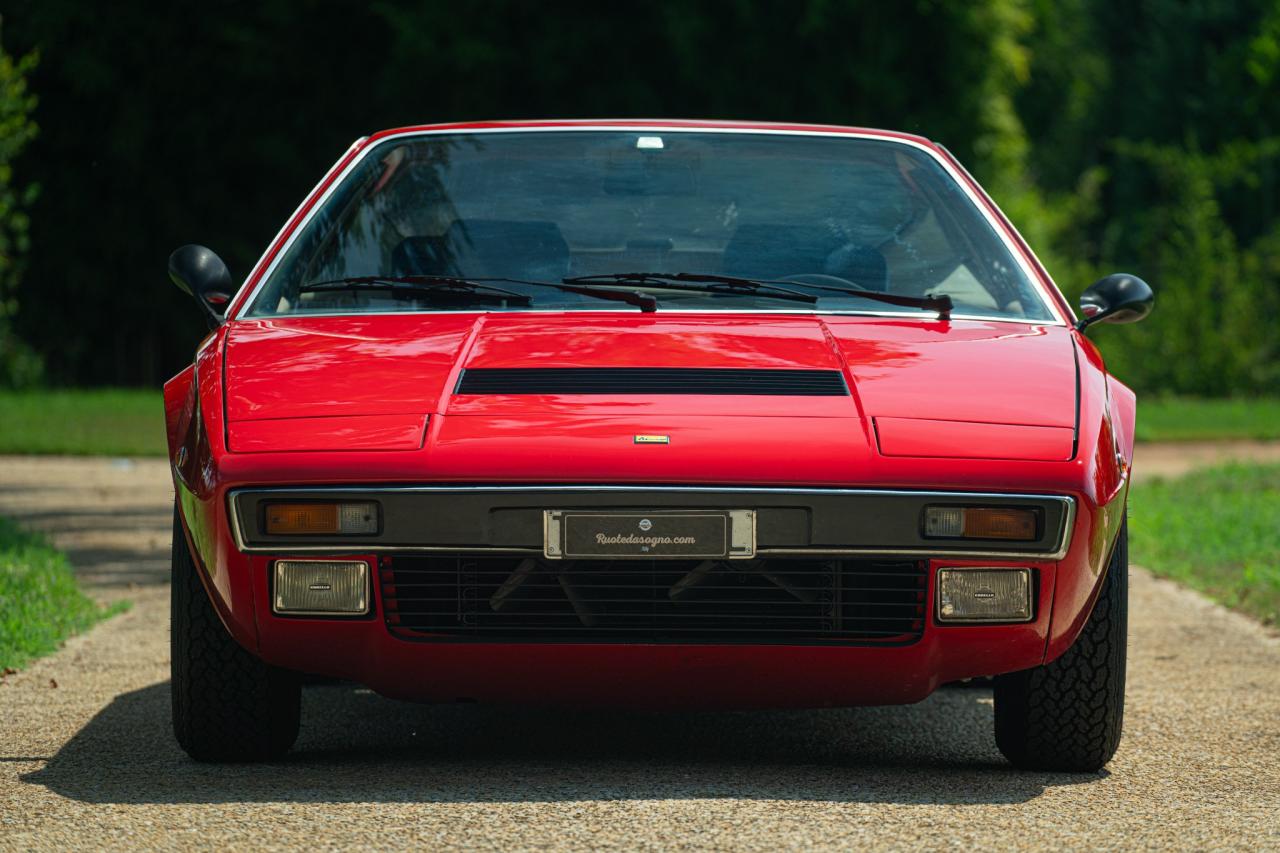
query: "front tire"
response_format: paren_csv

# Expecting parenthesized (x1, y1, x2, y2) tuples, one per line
(171, 506, 300, 761)
(994, 516, 1128, 772)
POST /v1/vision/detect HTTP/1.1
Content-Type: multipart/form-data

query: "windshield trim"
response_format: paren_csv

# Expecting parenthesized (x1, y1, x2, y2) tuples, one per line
(227, 308, 1057, 327)
(232, 127, 1067, 326)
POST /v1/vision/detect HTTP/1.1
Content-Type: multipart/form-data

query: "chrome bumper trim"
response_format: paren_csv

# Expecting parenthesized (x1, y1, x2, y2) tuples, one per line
(227, 486, 1077, 560)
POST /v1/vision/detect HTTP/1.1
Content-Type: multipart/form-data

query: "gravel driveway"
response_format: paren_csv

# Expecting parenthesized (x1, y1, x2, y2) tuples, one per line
(1, 455, 1277, 850)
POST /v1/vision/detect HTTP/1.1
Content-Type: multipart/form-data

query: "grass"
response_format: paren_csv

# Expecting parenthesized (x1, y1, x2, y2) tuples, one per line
(1129, 462, 1280, 626)
(0, 517, 128, 671)
(0, 389, 165, 456)
(0, 389, 1277, 455)
(1135, 396, 1280, 442)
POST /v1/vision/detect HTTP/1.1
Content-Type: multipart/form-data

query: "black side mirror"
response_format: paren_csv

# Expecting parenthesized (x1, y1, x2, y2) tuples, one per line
(1076, 273, 1154, 332)
(169, 244, 234, 328)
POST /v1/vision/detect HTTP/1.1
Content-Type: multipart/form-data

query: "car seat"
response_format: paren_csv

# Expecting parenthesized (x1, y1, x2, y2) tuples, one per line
(722, 224, 888, 291)
(392, 219, 571, 283)
(721, 224, 841, 281)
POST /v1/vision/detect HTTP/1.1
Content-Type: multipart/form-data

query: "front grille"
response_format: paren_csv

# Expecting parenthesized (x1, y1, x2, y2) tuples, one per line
(455, 367, 850, 396)
(380, 556, 926, 644)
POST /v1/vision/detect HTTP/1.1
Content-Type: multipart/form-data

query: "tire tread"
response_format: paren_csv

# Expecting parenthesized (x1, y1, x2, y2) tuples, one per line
(171, 506, 299, 761)
(994, 517, 1128, 771)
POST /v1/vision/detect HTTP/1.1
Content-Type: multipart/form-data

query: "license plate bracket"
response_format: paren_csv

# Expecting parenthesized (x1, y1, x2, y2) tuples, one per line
(544, 510, 755, 559)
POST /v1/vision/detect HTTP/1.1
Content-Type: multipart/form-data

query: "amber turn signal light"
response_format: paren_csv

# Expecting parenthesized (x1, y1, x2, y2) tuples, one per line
(264, 502, 378, 535)
(923, 506, 1038, 541)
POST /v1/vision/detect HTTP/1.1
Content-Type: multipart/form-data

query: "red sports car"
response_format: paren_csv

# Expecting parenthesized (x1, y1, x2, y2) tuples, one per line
(165, 119, 1152, 769)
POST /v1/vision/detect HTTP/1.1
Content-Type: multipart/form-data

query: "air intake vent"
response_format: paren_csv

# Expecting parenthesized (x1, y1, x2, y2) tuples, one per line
(381, 556, 926, 644)
(456, 368, 849, 396)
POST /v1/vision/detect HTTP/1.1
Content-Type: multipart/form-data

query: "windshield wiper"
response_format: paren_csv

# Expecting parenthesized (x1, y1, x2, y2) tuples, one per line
(564, 272, 818, 306)
(565, 272, 953, 319)
(299, 275, 657, 312)
(300, 275, 533, 305)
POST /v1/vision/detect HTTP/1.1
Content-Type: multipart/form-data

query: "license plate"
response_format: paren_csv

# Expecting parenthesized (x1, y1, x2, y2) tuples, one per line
(544, 510, 755, 559)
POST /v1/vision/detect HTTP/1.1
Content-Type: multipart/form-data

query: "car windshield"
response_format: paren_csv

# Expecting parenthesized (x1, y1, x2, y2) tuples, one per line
(244, 130, 1055, 321)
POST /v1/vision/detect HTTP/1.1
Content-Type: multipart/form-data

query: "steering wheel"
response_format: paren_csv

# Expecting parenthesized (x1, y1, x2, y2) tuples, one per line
(778, 273, 869, 291)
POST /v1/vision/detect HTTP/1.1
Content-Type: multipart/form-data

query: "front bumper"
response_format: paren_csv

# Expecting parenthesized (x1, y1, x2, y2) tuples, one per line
(255, 612, 1051, 708)
(178, 483, 1096, 709)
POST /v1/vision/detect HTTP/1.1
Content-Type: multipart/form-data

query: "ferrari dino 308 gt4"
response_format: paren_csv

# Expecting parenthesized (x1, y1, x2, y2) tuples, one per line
(165, 120, 1153, 770)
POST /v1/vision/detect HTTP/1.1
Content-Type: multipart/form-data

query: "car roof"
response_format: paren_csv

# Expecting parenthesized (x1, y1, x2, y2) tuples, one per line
(362, 119, 938, 149)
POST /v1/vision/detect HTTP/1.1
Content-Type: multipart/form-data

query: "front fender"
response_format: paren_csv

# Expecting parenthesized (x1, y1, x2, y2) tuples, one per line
(168, 326, 260, 654)
(1045, 335, 1130, 663)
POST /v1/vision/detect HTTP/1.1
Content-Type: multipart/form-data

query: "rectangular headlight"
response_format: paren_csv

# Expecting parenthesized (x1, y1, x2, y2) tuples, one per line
(937, 568, 1033, 622)
(923, 506, 1038, 541)
(264, 502, 378, 535)
(274, 560, 369, 615)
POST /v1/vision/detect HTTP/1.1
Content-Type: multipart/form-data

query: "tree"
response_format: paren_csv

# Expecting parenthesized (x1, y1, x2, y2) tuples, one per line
(1017, 0, 1280, 394)
(0, 20, 40, 387)
(3, 0, 1041, 386)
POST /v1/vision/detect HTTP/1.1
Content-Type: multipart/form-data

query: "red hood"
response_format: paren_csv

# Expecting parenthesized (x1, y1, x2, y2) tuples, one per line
(225, 313, 1076, 426)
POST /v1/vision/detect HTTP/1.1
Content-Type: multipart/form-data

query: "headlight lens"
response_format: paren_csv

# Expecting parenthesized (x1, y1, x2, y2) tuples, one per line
(273, 560, 369, 615)
(937, 568, 1033, 622)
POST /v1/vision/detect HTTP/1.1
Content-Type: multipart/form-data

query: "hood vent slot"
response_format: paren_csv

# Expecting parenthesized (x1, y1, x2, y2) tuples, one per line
(456, 367, 849, 396)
